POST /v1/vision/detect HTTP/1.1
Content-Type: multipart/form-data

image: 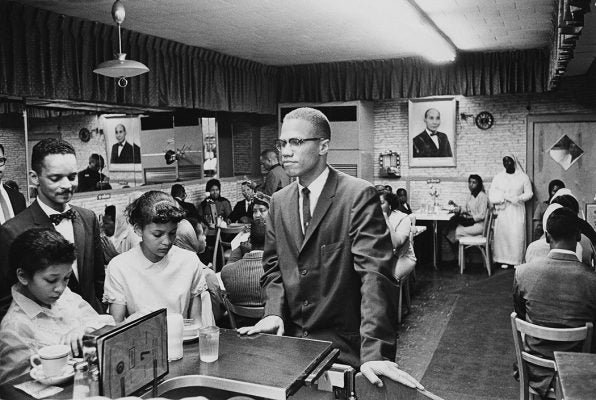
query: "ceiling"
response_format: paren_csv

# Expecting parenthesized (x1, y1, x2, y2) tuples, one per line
(9, 0, 596, 75)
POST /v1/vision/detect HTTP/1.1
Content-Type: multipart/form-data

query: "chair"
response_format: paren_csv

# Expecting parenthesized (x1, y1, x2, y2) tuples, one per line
(458, 207, 494, 276)
(217, 225, 247, 268)
(510, 311, 593, 400)
(222, 291, 264, 329)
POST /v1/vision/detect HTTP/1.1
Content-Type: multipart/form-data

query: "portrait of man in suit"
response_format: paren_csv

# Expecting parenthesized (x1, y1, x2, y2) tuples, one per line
(110, 123, 141, 164)
(409, 97, 457, 167)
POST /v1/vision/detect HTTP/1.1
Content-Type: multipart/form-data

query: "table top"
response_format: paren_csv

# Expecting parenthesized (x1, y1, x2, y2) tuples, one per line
(412, 212, 453, 221)
(554, 351, 596, 400)
(0, 329, 334, 400)
(414, 225, 427, 237)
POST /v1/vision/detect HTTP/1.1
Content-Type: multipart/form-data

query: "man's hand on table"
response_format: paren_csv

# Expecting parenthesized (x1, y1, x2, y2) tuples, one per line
(236, 315, 284, 336)
(360, 360, 424, 390)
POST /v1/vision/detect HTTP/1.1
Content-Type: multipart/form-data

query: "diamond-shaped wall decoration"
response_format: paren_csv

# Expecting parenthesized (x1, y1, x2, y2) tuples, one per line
(549, 135, 584, 171)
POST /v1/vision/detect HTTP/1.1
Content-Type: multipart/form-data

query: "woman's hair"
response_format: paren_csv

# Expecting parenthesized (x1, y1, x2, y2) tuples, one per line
(206, 179, 221, 192)
(126, 190, 185, 228)
(384, 192, 402, 212)
(548, 179, 565, 197)
(468, 174, 485, 193)
(10, 228, 76, 282)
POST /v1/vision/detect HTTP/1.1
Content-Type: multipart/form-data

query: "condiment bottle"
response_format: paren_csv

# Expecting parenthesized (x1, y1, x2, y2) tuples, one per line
(72, 361, 90, 399)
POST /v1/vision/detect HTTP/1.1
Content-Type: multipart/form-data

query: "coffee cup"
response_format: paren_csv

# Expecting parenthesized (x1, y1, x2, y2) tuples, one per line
(30, 344, 70, 377)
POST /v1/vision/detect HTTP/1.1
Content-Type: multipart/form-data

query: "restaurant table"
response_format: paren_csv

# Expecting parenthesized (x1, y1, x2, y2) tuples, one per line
(554, 351, 596, 400)
(411, 212, 452, 269)
(0, 329, 335, 400)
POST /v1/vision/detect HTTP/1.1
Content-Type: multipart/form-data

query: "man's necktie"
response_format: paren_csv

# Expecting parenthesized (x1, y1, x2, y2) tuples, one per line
(0, 193, 12, 223)
(302, 187, 311, 234)
(429, 131, 437, 136)
(49, 209, 76, 225)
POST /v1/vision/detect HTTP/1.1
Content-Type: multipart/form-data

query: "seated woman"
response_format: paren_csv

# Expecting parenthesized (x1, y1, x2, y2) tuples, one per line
(100, 204, 141, 264)
(0, 229, 114, 384)
(446, 174, 489, 245)
(197, 179, 232, 228)
(104, 191, 215, 328)
(380, 192, 416, 279)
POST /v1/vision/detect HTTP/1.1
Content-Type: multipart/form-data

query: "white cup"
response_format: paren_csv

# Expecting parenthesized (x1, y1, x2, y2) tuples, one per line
(167, 312, 184, 361)
(30, 344, 70, 377)
(198, 326, 220, 363)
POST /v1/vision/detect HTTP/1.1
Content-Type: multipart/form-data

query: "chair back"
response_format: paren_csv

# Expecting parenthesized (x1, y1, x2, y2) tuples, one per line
(211, 228, 221, 270)
(481, 206, 494, 238)
(510, 311, 593, 400)
(222, 291, 264, 329)
(217, 225, 247, 268)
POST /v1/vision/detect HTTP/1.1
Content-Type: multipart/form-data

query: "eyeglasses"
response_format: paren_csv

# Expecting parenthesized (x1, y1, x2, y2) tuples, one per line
(274, 137, 325, 152)
(0, 158, 6, 166)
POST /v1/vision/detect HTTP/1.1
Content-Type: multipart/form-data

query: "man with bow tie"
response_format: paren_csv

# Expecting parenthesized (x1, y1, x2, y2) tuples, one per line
(0, 139, 105, 312)
(412, 108, 453, 158)
(110, 123, 141, 164)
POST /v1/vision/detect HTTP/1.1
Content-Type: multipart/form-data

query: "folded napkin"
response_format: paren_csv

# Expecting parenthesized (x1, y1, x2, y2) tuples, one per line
(14, 381, 63, 399)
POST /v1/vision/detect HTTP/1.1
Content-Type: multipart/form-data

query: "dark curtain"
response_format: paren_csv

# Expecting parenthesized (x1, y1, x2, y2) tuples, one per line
(0, 2, 278, 115)
(277, 50, 549, 103)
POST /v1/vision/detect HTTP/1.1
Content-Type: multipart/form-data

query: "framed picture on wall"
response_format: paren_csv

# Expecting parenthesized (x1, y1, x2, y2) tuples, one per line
(103, 116, 142, 172)
(586, 203, 596, 230)
(408, 97, 457, 167)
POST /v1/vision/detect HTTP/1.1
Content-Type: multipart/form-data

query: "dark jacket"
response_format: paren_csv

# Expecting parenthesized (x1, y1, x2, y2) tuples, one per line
(110, 141, 141, 164)
(413, 130, 453, 157)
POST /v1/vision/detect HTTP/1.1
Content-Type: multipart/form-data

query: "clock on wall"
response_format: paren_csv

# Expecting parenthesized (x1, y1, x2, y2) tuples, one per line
(78, 127, 91, 142)
(475, 111, 494, 130)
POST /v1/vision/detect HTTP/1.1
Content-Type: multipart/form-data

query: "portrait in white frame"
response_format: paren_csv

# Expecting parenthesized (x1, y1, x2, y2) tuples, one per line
(103, 116, 142, 172)
(408, 97, 457, 167)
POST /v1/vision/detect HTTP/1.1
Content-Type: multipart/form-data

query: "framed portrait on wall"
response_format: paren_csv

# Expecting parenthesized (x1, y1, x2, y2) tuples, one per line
(103, 116, 142, 172)
(408, 97, 457, 167)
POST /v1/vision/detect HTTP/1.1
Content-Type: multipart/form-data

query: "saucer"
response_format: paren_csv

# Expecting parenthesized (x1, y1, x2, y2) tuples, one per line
(183, 333, 200, 343)
(30, 365, 74, 385)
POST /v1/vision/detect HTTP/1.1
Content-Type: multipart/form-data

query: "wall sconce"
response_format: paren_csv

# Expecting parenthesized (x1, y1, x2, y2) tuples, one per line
(460, 112, 474, 124)
(379, 151, 401, 178)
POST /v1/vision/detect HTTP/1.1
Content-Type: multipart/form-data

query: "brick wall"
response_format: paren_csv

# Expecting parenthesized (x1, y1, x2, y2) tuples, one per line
(373, 75, 596, 210)
(0, 114, 27, 191)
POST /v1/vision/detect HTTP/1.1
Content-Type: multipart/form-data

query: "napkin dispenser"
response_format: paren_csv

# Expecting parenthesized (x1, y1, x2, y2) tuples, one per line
(83, 309, 168, 398)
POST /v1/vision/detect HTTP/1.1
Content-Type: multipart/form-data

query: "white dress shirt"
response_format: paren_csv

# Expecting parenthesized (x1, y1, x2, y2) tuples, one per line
(298, 167, 329, 234)
(0, 183, 15, 224)
(426, 128, 440, 148)
(37, 199, 78, 280)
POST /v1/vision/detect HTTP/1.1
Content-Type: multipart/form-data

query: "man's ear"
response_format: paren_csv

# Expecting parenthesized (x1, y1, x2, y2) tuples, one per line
(319, 139, 330, 156)
(29, 170, 40, 187)
(16, 268, 28, 286)
(133, 224, 143, 237)
(545, 231, 551, 244)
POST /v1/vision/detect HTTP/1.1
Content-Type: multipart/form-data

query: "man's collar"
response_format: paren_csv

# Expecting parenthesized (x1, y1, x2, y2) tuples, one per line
(549, 248, 579, 260)
(425, 128, 437, 137)
(299, 167, 330, 192)
(37, 197, 71, 216)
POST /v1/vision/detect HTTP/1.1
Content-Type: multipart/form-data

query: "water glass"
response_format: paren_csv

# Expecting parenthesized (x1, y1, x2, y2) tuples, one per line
(198, 326, 220, 363)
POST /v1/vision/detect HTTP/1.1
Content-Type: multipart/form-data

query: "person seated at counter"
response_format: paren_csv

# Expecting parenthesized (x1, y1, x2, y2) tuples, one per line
(221, 218, 266, 309)
(76, 153, 111, 192)
(532, 179, 564, 240)
(396, 188, 412, 215)
(0, 228, 114, 385)
(103, 191, 215, 328)
(380, 192, 416, 279)
(197, 178, 232, 228)
(445, 174, 489, 247)
(228, 181, 257, 224)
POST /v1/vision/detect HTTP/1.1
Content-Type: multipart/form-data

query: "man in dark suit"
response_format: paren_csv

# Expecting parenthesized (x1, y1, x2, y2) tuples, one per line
(0, 144, 26, 224)
(238, 108, 421, 389)
(396, 188, 412, 215)
(412, 108, 453, 157)
(228, 181, 257, 223)
(110, 124, 141, 164)
(171, 183, 199, 225)
(0, 139, 105, 313)
(514, 207, 596, 398)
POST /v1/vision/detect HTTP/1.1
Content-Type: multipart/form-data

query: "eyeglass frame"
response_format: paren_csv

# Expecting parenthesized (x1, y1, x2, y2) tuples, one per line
(274, 137, 327, 152)
(0, 157, 6, 167)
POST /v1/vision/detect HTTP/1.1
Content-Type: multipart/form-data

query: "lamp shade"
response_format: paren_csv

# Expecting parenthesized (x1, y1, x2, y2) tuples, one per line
(93, 53, 149, 78)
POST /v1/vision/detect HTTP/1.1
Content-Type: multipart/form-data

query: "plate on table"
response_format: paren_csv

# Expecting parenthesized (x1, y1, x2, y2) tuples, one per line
(30, 365, 74, 385)
(183, 333, 200, 343)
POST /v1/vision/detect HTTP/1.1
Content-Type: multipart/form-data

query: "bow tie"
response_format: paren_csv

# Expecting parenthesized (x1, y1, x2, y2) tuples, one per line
(49, 209, 76, 224)
(429, 132, 437, 137)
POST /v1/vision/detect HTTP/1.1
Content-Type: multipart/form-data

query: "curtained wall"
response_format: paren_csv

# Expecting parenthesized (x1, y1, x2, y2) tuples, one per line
(0, 2, 278, 115)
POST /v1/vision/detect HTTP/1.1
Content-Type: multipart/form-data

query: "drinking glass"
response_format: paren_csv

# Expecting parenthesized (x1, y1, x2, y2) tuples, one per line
(198, 326, 220, 363)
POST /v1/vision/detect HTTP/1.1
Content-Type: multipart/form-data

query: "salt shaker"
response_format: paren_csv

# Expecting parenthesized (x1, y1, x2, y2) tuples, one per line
(72, 361, 90, 399)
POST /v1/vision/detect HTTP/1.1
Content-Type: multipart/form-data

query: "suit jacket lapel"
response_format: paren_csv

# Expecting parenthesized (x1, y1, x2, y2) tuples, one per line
(30, 200, 53, 227)
(282, 183, 303, 252)
(301, 168, 337, 250)
(71, 207, 86, 282)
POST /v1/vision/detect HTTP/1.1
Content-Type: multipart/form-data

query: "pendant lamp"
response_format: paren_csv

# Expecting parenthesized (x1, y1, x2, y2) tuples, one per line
(94, 0, 149, 87)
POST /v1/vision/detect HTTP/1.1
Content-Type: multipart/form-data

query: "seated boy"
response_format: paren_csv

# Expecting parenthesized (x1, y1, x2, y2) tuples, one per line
(0, 228, 114, 384)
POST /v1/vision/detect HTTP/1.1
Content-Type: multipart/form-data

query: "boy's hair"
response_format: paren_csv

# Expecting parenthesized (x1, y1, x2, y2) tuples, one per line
(126, 190, 185, 228)
(31, 138, 76, 174)
(546, 207, 579, 241)
(10, 228, 76, 282)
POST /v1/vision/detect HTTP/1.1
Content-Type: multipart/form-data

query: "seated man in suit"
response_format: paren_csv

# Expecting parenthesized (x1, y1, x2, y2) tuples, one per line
(412, 108, 453, 158)
(221, 218, 266, 308)
(77, 153, 111, 192)
(0, 138, 105, 313)
(171, 183, 199, 225)
(110, 124, 141, 164)
(396, 188, 412, 215)
(0, 144, 26, 224)
(514, 207, 596, 398)
(229, 181, 257, 223)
